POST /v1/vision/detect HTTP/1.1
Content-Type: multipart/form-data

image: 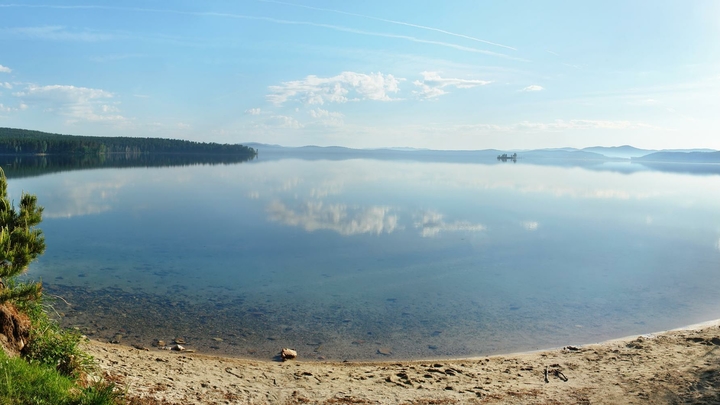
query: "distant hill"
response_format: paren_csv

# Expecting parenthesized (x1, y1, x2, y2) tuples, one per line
(0, 127, 257, 157)
(583, 145, 656, 159)
(633, 151, 720, 163)
(522, 149, 608, 160)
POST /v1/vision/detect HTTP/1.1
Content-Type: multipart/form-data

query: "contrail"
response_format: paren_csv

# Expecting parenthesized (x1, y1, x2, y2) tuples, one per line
(0, 4, 523, 60)
(259, 0, 517, 51)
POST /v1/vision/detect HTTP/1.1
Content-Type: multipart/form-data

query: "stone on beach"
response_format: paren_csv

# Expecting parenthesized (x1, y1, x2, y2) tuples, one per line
(281, 348, 297, 361)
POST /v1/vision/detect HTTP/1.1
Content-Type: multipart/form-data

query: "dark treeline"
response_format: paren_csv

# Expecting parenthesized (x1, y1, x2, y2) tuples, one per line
(0, 127, 257, 157)
(0, 153, 255, 180)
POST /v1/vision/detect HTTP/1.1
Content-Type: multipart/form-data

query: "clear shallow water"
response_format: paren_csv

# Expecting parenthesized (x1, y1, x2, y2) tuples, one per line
(9, 156, 720, 360)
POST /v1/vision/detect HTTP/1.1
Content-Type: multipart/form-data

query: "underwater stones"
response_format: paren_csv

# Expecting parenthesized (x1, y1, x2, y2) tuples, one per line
(281, 348, 297, 361)
(152, 339, 166, 347)
(377, 347, 392, 356)
(212, 337, 223, 342)
(173, 337, 186, 344)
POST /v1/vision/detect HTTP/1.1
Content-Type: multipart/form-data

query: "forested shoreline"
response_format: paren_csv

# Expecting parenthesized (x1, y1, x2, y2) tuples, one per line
(0, 127, 257, 157)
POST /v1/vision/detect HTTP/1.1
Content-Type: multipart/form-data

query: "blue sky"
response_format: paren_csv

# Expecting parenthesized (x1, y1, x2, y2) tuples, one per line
(0, 1, 719, 150)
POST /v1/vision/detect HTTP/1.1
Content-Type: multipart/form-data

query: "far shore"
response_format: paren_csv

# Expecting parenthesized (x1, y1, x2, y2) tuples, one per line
(85, 319, 720, 404)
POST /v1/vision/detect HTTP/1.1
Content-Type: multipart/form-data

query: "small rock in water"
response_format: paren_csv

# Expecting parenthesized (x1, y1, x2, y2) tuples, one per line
(212, 337, 223, 342)
(377, 347, 392, 356)
(174, 337, 186, 344)
(281, 348, 297, 361)
(153, 339, 166, 347)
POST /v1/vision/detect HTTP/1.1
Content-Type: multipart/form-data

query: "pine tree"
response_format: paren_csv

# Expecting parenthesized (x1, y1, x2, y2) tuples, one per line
(0, 167, 46, 303)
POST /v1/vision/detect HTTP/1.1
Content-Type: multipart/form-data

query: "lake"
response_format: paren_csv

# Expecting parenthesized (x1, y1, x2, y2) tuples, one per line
(9, 153, 720, 360)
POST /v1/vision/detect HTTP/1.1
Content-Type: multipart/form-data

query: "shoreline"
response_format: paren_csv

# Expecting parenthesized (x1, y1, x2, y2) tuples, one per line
(86, 320, 720, 404)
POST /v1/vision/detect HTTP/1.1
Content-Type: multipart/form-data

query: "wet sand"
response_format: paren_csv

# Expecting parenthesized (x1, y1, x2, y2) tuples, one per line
(85, 321, 720, 404)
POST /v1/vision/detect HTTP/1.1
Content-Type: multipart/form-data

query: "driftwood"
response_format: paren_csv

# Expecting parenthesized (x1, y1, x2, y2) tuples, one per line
(552, 369, 569, 382)
(544, 366, 569, 383)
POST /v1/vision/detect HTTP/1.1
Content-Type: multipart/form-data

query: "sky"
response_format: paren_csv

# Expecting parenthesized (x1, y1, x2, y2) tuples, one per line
(0, 1, 719, 150)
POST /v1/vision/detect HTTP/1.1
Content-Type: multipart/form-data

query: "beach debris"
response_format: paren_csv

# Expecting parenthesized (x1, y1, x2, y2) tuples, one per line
(170, 344, 185, 351)
(281, 348, 297, 361)
(553, 369, 568, 382)
(173, 337, 186, 344)
(132, 344, 150, 351)
(563, 345, 581, 351)
(225, 367, 243, 378)
(544, 366, 568, 382)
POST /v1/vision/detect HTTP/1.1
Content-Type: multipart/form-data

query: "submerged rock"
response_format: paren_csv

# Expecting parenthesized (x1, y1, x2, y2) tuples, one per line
(377, 347, 392, 356)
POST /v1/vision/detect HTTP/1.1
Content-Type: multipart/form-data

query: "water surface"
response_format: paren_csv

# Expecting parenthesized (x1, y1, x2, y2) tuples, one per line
(10, 155, 720, 360)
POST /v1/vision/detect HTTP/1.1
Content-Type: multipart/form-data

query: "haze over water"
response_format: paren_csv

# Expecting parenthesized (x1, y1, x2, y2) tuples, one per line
(11, 155, 720, 360)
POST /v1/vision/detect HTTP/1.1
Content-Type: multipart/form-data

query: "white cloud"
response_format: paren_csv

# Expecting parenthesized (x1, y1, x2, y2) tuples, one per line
(0, 65, 11, 73)
(309, 108, 342, 119)
(267, 201, 398, 236)
(414, 210, 486, 237)
(267, 71, 401, 105)
(267, 115, 303, 129)
(245, 108, 261, 115)
(457, 119, 660, 133)
(13, 84, 126, 122)
(308, 108, 345, 127)
(521, 85, 544, 92)
(413, 71, 491, 99)
(1, 82, 13, 89)
(2, 26, 113, 42)
(522, 221, 539, 231)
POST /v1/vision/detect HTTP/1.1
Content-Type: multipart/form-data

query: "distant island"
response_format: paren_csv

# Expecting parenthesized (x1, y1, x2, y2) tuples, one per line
(0, 127, 257, 157)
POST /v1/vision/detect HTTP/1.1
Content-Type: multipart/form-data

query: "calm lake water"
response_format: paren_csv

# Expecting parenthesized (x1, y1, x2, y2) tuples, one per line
(9, 154, 720, 360)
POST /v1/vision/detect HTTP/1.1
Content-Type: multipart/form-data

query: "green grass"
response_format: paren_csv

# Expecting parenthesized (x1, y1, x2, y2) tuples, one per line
(0, 288, 120, 405)
(0, 349, 116, 405)
(15, 291, 94, 379)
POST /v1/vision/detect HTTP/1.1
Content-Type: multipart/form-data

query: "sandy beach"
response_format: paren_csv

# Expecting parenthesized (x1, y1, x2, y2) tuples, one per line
(84, 321, 720, 404)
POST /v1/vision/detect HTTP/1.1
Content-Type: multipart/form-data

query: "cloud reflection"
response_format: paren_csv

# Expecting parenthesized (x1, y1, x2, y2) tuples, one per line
(266, 200, 398, 236)
(414, 210, 486, 237)
(41, 180, 125, 218)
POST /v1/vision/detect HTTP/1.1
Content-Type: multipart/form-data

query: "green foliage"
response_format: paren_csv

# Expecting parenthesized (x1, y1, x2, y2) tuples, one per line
(0, 167, 46, 303)
(0, 127, 257, 157)
(16, 297, 93, 379)
(0, 349, 117, 405)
